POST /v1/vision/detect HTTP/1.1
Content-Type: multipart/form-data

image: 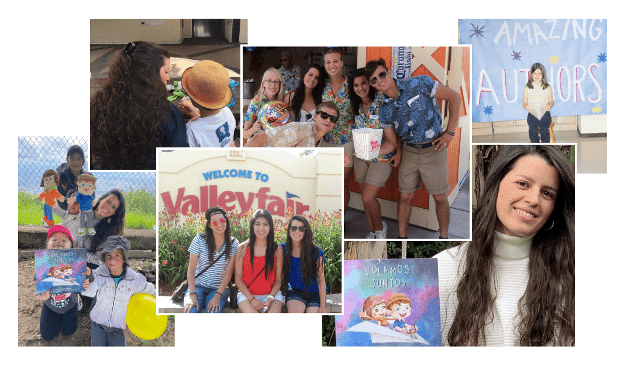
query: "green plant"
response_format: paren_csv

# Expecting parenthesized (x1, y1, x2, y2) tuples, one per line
(408, 241, 450, 258)
(157, 207, 343, 294)
(18, 189, 156, 229)
(387, 242, 402, 258)
(322, 315, 336, 346)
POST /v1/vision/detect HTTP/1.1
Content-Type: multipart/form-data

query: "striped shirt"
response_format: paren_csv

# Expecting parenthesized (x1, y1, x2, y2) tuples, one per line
(188, 234, 239, 289)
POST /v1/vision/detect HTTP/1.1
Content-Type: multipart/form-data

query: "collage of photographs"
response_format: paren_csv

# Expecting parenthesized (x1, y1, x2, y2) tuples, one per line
(10, 7, 617, 364)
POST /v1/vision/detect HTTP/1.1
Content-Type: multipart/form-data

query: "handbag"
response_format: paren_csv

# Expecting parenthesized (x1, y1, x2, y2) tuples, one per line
(229, 265, 266, 308)
(171, 249, 226, 302)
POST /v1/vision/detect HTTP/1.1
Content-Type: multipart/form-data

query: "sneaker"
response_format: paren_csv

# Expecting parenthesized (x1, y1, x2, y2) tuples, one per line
(41, 218, 50, 228)
(365, 232, 377, 239)
(77, 295, 83, 311)
(87, 228, 96, 236)
(375, 222, 388, 239)
(78, 228, 86, 236)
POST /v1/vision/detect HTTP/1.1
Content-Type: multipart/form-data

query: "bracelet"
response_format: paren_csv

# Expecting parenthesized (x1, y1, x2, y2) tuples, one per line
(215, 291, 222, 297)
(188, 291, 196, 295)
(444, 129, 455, 137)
(267, 294, 275, 300)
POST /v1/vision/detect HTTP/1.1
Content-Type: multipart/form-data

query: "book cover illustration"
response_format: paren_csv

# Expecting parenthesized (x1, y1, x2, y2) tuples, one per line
(35, 248, 88, 295)
(335, 258, 441, 346)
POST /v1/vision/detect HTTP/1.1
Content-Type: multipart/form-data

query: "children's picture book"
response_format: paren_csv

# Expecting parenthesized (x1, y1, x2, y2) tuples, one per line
(335, 258, 441, 346)
(35, 248, 88, 295)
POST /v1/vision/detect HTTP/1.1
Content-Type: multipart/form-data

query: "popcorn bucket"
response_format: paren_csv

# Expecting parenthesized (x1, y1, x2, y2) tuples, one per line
(258, 101, 293, 129)
(353, 128, 384, 160)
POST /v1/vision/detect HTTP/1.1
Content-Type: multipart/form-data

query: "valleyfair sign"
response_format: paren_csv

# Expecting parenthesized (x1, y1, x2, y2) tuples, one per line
(459, 19, 607, 122)
(160, 168, 310, 217)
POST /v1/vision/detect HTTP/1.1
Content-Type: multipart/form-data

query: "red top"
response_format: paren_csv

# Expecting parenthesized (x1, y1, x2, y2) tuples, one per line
(242, 245, 276, 295)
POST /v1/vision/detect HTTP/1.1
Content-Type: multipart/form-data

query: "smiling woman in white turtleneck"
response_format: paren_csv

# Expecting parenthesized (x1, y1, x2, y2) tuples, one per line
(435, 146, 575, 346)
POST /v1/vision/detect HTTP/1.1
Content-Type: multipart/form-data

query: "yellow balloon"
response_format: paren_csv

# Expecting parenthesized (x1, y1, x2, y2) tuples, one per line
(126, 293, 167, 340)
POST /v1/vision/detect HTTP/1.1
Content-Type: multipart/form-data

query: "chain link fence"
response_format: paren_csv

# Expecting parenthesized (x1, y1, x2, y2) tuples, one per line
(18, 136, 155, 195)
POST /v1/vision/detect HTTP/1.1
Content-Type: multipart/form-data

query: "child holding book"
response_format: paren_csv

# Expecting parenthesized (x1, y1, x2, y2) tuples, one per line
(34, 225, 90, 341)
(522, 63, 554, 143)
(82, 235, 156, 346)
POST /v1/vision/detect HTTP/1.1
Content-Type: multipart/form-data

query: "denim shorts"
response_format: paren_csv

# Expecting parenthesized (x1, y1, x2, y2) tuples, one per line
(237, 290, 284, 304)
(285, 288, 321, 308)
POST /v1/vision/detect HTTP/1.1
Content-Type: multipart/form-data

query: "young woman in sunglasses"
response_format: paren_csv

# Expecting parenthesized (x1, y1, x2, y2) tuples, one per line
(348, 68, 398, 239)
(244, 101, 341, 147)
(183, 207, 239, 313)
(281, 215, 327, 313)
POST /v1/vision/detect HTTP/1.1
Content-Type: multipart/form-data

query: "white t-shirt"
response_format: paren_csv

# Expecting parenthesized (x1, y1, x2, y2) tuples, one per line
(186, 108, 236, 148)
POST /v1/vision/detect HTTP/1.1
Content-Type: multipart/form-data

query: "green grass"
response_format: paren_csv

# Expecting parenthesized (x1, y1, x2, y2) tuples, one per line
(18, 189, 156, 229)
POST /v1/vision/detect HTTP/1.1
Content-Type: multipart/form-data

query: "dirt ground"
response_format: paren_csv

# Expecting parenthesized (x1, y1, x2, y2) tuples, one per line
(18, 256, 175, 347)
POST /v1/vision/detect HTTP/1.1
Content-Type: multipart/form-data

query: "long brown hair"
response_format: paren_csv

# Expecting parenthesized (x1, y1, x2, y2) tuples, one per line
(90, 41, 170, 169)
(448, 145, 574, 346)
(282, 215, 320, 292)
(202, 207, 232, 262)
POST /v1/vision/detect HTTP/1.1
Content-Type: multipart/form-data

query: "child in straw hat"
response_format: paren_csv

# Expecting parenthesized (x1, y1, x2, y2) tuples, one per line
(182, 60, 237, 148)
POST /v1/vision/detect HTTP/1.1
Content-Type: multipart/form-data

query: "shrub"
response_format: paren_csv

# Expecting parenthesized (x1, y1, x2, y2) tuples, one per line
(158, 208, 343, 294)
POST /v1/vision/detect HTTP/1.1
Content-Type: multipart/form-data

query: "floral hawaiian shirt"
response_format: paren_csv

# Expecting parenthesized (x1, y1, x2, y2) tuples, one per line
(353, 92, 395, 163)
(322, 77, 354, 144)
(278, 65, 302, 94)
(378, 76, 442, 145)
(244, 94, 269, 128)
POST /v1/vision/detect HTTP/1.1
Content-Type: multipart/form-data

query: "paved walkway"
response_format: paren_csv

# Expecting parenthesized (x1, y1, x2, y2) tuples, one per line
(344, 175, 470, 240)
(157, 293, 342, 314)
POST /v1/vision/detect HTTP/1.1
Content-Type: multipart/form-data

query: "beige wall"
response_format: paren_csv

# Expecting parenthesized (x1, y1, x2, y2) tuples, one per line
(90, 19, 183, 44)
(158, 149, 342, 218)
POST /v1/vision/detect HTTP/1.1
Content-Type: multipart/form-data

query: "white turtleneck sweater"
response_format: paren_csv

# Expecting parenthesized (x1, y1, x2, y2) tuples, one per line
(434, 231, 533, 346)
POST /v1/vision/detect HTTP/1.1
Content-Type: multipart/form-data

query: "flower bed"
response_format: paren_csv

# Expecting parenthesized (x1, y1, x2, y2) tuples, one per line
(158, 208, 343, 294)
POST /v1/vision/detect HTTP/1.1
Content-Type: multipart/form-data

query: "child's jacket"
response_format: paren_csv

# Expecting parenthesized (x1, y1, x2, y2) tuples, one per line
(82, 266, 156, 329)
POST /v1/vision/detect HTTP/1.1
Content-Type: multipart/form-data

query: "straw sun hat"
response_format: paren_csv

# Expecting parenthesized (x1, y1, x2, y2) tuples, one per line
(181, 60, 232, 110)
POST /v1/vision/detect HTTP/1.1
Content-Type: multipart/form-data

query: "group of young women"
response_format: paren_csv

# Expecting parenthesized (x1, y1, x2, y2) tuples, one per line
(183, 208, 326, 314)
(243, 48, 397, 239)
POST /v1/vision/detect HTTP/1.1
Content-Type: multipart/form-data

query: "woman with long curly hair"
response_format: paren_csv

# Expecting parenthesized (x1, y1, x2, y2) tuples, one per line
(77, 189, 126, 270)
(235, 209, 283, 313)
(90, 41, 189, 170)
(435, 145, 575, 346)
(183, 207, 239, 313)
(281, 215, 326, 313)
(283, 64, 326, 122)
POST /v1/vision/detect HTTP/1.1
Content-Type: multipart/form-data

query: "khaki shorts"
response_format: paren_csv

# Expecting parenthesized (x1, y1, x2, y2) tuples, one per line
(354, 158, 393, 187)
(318, 140, 354, 168)
(398, 144, 449, 195)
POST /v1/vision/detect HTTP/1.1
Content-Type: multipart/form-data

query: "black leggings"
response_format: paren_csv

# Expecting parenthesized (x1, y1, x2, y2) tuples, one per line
(527, 111, 552, 143)
(40, 303, 78, 341)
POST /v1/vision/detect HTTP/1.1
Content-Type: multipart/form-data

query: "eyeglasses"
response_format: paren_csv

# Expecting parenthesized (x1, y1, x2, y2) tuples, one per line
(280, 59, 290, 62)
(289, 225, 306, 233)
(264, 79, 280, 85)
(318, 111, 339, 124)
(369, 71, 388, 85)
(211, 218, 227, 227)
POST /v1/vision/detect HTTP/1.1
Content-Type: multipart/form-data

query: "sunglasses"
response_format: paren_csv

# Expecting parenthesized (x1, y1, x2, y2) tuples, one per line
(280, 59, 290, 62)
(369, 71, 388, 85)
(318, 111, 339, 124)
(289, 225, 306, 233)
(211, 218, 227, 227)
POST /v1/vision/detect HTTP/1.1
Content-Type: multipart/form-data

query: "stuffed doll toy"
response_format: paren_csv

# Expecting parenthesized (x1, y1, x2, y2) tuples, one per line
(38, 169, 65, 226)
(67, 174, 97, 236)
